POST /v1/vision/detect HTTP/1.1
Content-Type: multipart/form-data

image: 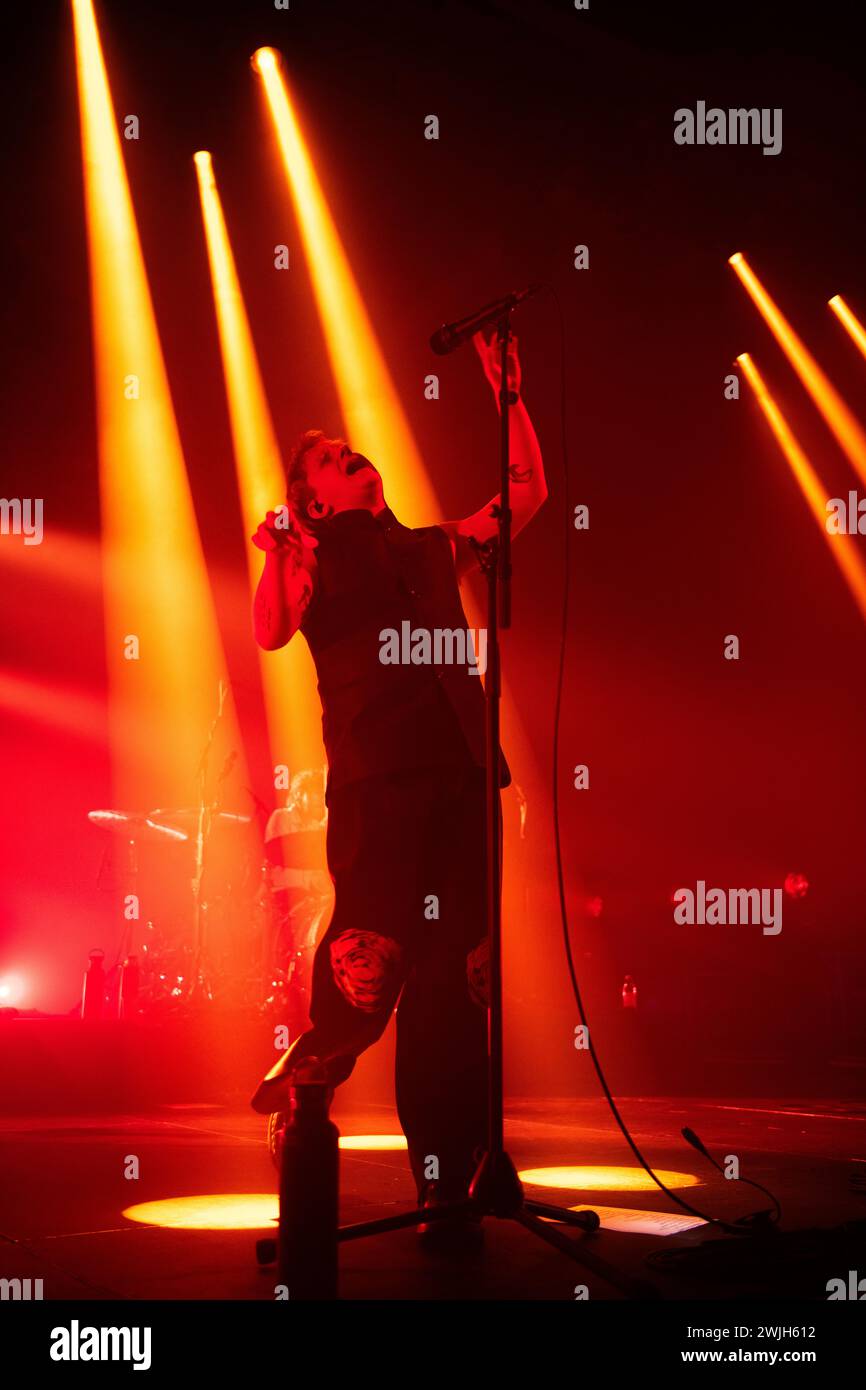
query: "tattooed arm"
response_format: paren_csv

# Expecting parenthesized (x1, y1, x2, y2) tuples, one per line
(440, 328, 547, 578)
(252, 509, 317, 650)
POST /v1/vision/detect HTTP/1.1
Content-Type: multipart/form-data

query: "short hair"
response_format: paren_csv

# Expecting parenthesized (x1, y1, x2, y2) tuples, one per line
(286, 429, 328, 535)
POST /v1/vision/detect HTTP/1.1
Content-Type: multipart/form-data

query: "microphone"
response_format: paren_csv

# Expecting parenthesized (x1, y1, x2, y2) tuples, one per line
(681, 1127, 713, 1161)
(429, 283, 543, 355)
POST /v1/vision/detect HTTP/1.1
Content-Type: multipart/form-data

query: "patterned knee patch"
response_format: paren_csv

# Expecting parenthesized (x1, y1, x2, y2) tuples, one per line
(329, 930, 403, 1012)
(466, 937, 490, 1009)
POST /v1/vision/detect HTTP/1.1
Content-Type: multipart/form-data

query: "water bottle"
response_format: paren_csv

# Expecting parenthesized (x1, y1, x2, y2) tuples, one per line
(81, 949, 106, 1021)
(278, 1078, 339, 1298)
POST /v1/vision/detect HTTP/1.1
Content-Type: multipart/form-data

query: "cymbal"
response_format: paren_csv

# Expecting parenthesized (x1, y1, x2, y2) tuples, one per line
(87, 810, 188, 843)
(148, 808, 252, 832)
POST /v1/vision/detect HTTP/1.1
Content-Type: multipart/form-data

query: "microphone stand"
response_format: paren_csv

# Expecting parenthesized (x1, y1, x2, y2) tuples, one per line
(452, 312, 645, 1286)
(261, 306, 654, 1299)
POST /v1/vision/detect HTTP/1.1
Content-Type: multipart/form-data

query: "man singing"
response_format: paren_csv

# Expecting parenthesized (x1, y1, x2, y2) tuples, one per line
(250, 330, 547, 1246)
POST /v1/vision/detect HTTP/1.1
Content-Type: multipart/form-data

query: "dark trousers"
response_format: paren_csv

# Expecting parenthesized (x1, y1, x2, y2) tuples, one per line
(285, 762, 491, 1198)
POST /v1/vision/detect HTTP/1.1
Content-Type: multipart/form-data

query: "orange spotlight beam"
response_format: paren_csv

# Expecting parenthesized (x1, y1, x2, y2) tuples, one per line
(738, 352, 866, 622)
(250, 46, 437, 525)
(193, 149, 322, 775)
(72, 0, 249, 808)
(829, 294, 866, 364)
(729, 253, 866, 487)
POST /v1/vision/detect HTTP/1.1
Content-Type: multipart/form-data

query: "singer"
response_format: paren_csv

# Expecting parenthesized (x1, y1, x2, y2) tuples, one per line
(250, 329, 547, 1248)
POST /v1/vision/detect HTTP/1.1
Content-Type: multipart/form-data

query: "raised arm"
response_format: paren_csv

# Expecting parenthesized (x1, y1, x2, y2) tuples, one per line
(440, 329, 548, 578)
(252, 508, 317, 650)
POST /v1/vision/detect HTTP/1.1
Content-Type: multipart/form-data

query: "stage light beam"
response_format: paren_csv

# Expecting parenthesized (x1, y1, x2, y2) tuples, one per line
(71, 0, 250, 810)
(729, 253, 866, 487)
(250, 46, 437, 524)
(193, 148, 321, 773)
(829, 294, 866, 364)
(738, 352, 866, 622)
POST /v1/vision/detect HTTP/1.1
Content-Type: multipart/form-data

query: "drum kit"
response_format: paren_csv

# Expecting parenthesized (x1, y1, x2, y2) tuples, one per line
(86, 767, 331, 1021)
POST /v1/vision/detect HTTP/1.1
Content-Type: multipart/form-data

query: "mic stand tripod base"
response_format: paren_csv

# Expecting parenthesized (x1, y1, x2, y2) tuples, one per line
(255, 1110, 656, 1299)
(337, 1164, 658, 1300)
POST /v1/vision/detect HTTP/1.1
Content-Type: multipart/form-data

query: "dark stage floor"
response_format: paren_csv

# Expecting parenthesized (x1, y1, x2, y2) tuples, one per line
(2, 1096, 865, 1301)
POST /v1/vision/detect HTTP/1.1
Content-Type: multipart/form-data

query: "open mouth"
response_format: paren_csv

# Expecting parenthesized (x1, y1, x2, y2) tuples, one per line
(345, 455, 372, 476)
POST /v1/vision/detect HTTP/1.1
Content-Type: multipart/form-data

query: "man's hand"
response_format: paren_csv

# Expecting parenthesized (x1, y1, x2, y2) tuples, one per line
(441, 328, 546, 576)
(472, 327, 521, 400)
(252, 508, 317, 651)
(252, 507, 317, 557)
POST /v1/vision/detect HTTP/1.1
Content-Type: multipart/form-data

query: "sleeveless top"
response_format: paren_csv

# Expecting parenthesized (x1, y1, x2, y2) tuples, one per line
(299, 506, 510, 797)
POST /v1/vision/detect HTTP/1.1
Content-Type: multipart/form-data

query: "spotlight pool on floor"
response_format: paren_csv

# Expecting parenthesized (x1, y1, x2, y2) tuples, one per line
(123, 1195, 278, 1230)
(519, 1166, 701, 1192)
(338, 1134, 408, 1151)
